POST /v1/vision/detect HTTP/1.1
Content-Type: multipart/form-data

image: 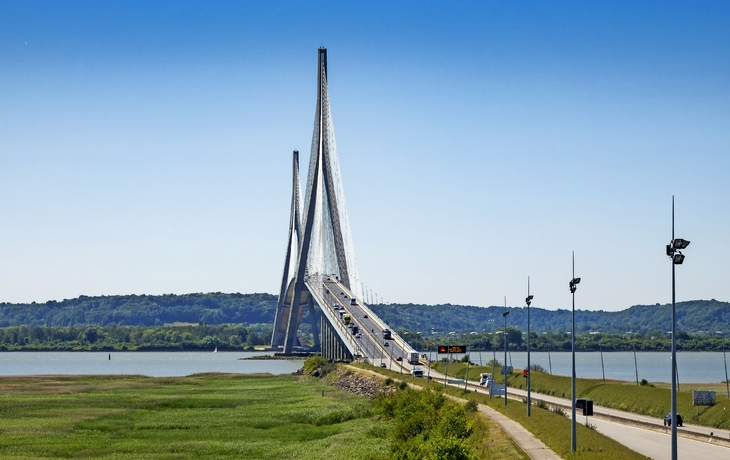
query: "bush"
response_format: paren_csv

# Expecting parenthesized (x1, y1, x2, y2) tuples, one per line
(303, 355, 328, 374)
(530, 363, 548, 373)
(463, 399, 478, 413)
(535, 399, 549, 410)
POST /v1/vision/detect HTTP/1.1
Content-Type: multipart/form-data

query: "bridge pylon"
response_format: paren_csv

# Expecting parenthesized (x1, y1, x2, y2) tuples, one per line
(272, 48, 360, 354)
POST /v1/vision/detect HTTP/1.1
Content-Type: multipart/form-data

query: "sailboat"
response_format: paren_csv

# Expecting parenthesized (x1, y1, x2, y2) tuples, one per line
(213, 346, 217, 353)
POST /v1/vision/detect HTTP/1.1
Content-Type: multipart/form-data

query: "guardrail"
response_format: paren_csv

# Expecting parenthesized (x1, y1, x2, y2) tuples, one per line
(305, 277, 361, 357)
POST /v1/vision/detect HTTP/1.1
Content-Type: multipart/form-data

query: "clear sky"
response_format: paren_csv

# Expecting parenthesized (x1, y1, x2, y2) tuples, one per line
(1, 1, 728, 312)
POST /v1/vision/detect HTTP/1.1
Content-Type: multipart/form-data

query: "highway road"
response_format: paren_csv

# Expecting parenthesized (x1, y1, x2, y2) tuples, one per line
(424, 366, 730, 460)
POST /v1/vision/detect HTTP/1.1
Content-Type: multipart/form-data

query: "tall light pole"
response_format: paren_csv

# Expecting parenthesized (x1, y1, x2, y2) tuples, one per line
(503, 297, 510, 406)
(718, 332, 730, 398)
(526, 278, 534, 417)
(569, 253, 581, 453)
(666, 196, 690, 460)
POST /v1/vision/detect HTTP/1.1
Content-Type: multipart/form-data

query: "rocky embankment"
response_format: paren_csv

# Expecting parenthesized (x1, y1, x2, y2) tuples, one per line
(316, 368, 396, 399)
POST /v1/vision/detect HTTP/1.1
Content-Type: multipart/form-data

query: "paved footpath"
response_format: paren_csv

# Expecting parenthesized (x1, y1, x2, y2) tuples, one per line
(347, 366, 562, 460)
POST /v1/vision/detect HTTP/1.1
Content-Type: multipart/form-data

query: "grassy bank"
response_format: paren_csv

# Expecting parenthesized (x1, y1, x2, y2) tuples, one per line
(432, 361, 730, 429)
(0, 373, 387, 459)
(354, 363, 650, 460)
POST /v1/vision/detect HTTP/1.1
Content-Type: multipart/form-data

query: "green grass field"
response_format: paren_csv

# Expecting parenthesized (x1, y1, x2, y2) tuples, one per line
(0, 373, 390, 459)
(432, 361, 730, 429)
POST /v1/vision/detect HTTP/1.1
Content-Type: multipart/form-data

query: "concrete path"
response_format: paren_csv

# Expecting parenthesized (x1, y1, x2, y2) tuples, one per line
(347, 366, 562, 460)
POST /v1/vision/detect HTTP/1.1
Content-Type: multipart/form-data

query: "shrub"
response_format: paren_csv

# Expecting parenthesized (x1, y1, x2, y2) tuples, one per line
(464, 400, 478, 413)
(535, 399, 549, 410)
(530, 363, 547, 373)
(303, 355, 328, 374)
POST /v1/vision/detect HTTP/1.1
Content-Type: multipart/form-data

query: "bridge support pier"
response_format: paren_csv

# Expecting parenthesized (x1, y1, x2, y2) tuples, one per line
(320, 316, 352, 362)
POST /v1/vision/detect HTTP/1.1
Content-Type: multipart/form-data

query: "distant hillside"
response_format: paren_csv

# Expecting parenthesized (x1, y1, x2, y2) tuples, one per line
(0, 293, 277, 327)
(368, 299, 730, 336)
(1, 294, 727, 336)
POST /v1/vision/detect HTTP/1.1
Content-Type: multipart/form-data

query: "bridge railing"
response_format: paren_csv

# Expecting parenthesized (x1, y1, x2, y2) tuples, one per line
(305, 276, 361, 357)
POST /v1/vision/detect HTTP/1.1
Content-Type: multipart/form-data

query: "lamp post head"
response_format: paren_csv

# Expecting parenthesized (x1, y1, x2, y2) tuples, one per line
(667, 238, 690, 264)
(569, 278, 580, 293)
(673, 239, 690, 249)
(503, 311, 510, 318)
(526, 295, 534, 306)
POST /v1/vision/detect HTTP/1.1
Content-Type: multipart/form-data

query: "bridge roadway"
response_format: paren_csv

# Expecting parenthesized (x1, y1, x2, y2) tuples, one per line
(312, 276, 417, 374)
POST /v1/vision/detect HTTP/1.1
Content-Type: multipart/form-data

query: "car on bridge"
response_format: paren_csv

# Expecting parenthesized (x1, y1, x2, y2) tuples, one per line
(663, 413, 683, 427)
(396, 356, 403, 362)
(384, 342, 389, 347)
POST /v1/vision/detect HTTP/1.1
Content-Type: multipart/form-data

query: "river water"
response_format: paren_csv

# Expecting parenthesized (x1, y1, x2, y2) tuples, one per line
(426, 351, 730, 384)
(0, 351, 303, 377)
(2, 350, 727, 384)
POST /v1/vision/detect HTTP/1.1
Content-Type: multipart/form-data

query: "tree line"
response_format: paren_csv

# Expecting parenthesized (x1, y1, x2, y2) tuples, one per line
(0, 324, 271, 351)
(401, 327, 730, 352)
(369, 299, 730, 336)
(0, 292, 277, 327)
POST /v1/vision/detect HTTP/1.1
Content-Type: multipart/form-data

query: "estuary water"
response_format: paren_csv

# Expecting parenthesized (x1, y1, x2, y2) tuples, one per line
(0, 351, 303, 377)
(426, 351, 730, 384)
(2, 350, 727, 384)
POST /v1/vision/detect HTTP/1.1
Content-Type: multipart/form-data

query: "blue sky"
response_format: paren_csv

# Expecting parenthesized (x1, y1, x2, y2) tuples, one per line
(1, 1, 728, 312)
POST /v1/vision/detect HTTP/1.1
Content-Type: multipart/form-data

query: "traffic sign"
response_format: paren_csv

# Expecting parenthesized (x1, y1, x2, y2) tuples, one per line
(490, 384, 506, 396)
(693, 391, 716, 406)
(437, 345, 466, 354)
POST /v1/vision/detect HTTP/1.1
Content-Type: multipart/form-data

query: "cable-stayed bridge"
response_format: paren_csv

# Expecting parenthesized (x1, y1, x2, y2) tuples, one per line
(271, 48, 416, 367)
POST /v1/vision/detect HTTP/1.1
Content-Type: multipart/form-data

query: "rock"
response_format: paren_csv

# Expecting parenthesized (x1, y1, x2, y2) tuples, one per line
(327, 369, 395, 400)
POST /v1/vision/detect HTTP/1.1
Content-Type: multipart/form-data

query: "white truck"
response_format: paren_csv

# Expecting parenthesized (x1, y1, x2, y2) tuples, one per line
(407, 351, 420, 365)
(479, 373, 493, 387)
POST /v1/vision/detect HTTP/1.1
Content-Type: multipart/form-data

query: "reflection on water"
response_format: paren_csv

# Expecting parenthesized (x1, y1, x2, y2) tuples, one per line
(0, 351, 304, 377)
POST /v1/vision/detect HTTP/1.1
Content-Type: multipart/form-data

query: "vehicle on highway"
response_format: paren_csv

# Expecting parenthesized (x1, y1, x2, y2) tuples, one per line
(407, 351, 420, 365)
(343, 314, 351, 325)
(384, 342, 389, 347)
(479, 373, 493, 387)
(396, 356, 402, 362)
(363, 314, 368, 318)
(411, 368, 423, 377)
(355, 333, 362, 338)
(350, 298, 357, 306)
(382, 329, 392, 340)
(380, 363, 386, 368)
(351, 326, 359, 334)
(663, 413, 683, 427)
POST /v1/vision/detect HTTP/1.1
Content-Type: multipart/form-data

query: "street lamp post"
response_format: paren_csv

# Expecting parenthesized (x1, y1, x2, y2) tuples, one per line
(569, 253, 581, 453)
(503, 297, 510, 406)
(526, 278, 534, 417)
(666, 196, 690, 460)
(718, 332, 730, 398)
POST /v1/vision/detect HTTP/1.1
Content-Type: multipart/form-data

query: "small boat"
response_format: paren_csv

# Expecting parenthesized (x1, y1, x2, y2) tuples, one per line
(213, 346, 217, 353)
